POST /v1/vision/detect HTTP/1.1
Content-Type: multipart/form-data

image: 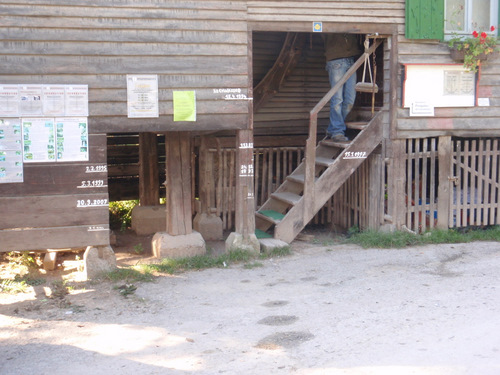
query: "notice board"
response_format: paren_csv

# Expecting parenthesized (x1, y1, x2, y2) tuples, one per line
(0, 84, 109, 252)
(403, 64, 476, 113)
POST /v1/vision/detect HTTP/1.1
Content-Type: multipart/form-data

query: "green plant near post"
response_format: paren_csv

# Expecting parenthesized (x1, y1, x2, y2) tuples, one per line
(448, 26, 499, 72)
(109, 200, 139, 231)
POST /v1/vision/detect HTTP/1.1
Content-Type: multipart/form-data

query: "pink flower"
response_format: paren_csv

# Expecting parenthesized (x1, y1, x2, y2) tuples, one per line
(491, 26, 496, 32)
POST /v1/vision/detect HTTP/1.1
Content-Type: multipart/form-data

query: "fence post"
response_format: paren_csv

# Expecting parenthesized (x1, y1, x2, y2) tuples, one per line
(437, 136, 452, 229)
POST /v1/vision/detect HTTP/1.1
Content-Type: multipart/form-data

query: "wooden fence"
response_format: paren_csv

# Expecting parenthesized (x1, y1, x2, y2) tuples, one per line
(450, 138, 500, 228)
(404, 137, 500, 232)
(209, 146, 373, 231)
(405, 138, 439, 233)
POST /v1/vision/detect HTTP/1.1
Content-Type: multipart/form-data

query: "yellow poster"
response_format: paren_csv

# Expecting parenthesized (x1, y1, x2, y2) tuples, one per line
(173, 91, 196, 122)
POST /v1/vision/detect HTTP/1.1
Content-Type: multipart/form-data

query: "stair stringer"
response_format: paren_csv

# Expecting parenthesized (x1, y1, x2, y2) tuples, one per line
(274, 112, 385, 243)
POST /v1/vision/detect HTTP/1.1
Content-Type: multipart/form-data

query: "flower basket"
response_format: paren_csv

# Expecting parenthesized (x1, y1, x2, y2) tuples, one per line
(449, 47, 465, 62)
(450, 47, 490, 63)
(448, 26, 498, 72)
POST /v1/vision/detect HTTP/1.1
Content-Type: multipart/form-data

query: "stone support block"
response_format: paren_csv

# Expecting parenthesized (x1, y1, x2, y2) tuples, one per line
(83, 246, 116, 280)
(225, 232, 260, 254)
(193, 213, 223, 241)
(152, 231, 206, 259)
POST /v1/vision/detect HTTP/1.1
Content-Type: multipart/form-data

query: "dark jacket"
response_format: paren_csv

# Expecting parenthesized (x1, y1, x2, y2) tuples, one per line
(324, 34, 362, 61)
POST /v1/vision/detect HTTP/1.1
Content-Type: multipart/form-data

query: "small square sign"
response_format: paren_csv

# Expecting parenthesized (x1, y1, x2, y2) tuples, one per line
(313, 22, 322, 32)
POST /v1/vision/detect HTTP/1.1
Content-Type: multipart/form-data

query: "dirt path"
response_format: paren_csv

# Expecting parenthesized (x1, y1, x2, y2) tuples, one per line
(1, 239, 500, 375)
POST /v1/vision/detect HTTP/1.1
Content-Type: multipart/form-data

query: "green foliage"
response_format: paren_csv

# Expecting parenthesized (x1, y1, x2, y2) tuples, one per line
(347, 226, 500, 249)
(243, 262, 264, 269)
(0, 278, 28, 294)
(109, 200, 139, 231)
(260, 245, 291, 258)
(102, 246, 292, 283)
(448, 26, 498, 72)
(133, 243, 144, 254)
(103, 267, 155, 283)
(0, 273, 45, 294)
(7, 252, 38, 269)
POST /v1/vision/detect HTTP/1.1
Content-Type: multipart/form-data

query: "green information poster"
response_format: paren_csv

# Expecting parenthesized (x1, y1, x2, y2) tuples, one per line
(173, 91, 196, 122)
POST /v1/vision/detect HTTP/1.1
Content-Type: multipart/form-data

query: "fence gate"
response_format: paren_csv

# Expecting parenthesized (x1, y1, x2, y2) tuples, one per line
(449, 138, 500, 228)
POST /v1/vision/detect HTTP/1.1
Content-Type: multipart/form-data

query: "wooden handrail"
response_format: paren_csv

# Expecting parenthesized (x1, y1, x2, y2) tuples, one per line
(304, 39, 383, 216)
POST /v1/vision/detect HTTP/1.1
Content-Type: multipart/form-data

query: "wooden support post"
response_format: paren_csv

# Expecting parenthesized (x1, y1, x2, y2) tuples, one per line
(437, 136, 452, 229)
(198, 136, 212, 214)
(165, 132, 192, 236)
(139, 132, 159, 206)
(235, 129, 255, 238)
(368, 152, 383, 228)
(390, 139, 407, 228)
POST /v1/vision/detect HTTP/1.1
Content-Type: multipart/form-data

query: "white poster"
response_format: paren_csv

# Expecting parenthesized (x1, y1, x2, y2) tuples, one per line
(22, 118, 56, 162)
(56, 117, 89, 161)
(0, 118, 23, 183)
(65, 85, 89, 116)
(19, 85, 43, 116)
(0, 150, 23, 183)
(0, 118, 22, 151)
(403, 65, 475, 108)
(0, 85, 20, 117)
(42, 85, 66, 116)
(127, 74, 159, 118)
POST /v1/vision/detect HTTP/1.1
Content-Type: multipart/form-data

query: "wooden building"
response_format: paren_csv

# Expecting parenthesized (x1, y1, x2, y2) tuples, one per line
(1, 0, 500, 252)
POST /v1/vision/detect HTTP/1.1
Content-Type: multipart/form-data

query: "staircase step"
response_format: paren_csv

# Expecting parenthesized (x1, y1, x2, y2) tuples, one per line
(315, 156, 334, 167)
(286, 174, 305, 184)
(255, 228, 273, 239)
(286, 174, 318, 184)
(346, 121, 368, 130)
(256, 210, 285, 224)
(320, 139, 351, 149)
(271, 192, 302, 205)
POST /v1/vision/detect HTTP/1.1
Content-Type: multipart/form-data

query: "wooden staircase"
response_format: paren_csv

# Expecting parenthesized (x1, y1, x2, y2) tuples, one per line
(255, 111, 384, 243)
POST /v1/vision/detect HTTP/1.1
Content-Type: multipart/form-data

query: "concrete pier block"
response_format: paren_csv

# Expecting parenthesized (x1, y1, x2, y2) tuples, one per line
(83, 245, 116, 280)
(43, 252, 57, 271)
(152, 231, 206, 259)
(193, 213, 223, 240)
(131, 205, 166, 235)
(258, 238, 290, 254)
(225, 232, 260, 254)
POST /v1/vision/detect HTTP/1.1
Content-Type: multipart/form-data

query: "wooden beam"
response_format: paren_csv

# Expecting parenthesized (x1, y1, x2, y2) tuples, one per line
(390, 139, 407, 228)
(235, 129, 256, 238)
(139, 132, 159, 206)
(165, 132, 192, 235)
(437, 136, 452, 229)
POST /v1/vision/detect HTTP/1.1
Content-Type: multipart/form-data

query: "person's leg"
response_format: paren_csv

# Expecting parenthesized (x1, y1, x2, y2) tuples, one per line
(326, 58, 349, 137)
(341, 57, 357, 121)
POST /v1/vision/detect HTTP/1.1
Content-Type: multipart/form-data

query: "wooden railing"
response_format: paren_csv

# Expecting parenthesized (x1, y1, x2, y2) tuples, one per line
(304, 38, 383, 217)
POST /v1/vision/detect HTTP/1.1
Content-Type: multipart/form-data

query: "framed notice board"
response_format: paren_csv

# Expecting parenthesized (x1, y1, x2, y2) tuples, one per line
(403, 64, 476, 113)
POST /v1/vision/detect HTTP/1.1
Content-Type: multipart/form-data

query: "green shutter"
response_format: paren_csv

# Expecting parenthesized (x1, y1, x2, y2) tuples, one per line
(406, 0, 444, 40)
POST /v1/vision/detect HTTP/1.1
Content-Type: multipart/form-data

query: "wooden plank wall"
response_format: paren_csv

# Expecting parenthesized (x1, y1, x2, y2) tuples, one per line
(247, 0, 395, 141)
(0, 0, 249, 133)
(249, 0, 500, 137)
(107, 134, 166, 201)
(247, 1, 405, 29)
(252, 32, 331, 137)
(0, 133, 110, 251)
(395, 5, 500, 138)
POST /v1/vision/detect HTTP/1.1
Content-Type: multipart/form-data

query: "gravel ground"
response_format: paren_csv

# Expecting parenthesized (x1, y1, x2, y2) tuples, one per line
(1, 239, 499, 375)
